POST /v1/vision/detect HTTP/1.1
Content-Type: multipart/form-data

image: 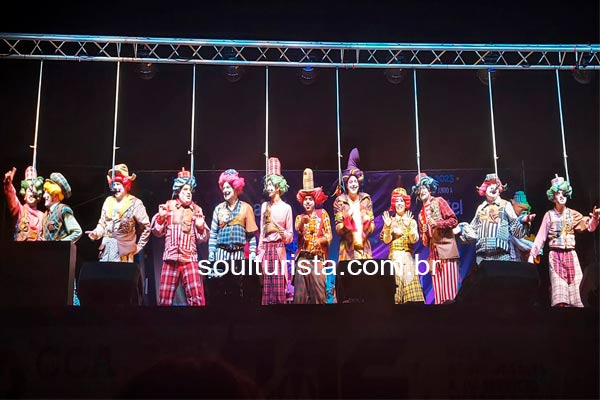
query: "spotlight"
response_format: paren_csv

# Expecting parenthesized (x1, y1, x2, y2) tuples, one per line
(383, 68, 405, 84)
(298, 65, 318, 85)
(223, 64, 245, 83)
(137, 62, 157, 80)
(477, 68, 496, 86)
(572, 53, 593, 84)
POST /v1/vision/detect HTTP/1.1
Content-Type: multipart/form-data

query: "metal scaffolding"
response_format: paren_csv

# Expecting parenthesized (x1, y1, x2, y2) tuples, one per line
(1, 33, 599, 70)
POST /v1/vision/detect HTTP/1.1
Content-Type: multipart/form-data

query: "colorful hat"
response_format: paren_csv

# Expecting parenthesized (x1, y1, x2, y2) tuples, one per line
(19, 166, 44, 198)
(46, 172, 72, 199)
(267, 157, 282, 177)
(341, 148, 364, 189)
(546, 174, 572, 201)
(107, 163, 136, 181)
(264, 157, 289, 195)
(218, 168, 245, 193)
(476, 173, 506, 196)
(172, 167, 196, 194)
(511, 190, 531, 214)
(411, 172, 438, 195)
(297, 168, 327, 206)
(390, 187, 411, 211)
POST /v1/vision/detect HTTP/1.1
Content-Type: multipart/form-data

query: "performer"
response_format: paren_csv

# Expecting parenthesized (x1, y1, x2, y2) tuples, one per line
(42, 172, 83, 306)
(257, 157, 293, 305)
(207, 169, 258, 303)
(380, 187, 425, 304)
(509, 190, 541, 262)
(42, 172, 82, 242)
(412, 173, 460, 304)
(333, 148, 375, 302)
(151, 168, 209, 306)
(3, 166, 44, 241)
(294, 168, 332, 304)
(86, 164, 151, 262)
(456, 173, 534, 265)
(528, 175, 599, 307)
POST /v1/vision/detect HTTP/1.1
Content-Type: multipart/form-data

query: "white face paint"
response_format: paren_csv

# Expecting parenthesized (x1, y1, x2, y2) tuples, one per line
(303, 195, 315, 213)
(418, 186, 430, 203)
(222, 182, 236, 202)
(178, 184, 193, 205)
(347, 176, 360, 195)
(24, 187, 38, 207)
(113, 182, 126, 201)
(485, 183, 500, 202)
(265, 180, 278, 198)
(394, 196, 406, 214)
(554, 190, 568, 206)
(43, 190, 57, 208)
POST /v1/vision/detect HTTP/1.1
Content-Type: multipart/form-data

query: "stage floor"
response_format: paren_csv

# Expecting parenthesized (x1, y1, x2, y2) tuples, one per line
(0, 304, 598, 399)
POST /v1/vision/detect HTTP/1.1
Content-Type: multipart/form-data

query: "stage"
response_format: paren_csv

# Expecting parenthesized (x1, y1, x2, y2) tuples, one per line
(0, 304, 597, 398)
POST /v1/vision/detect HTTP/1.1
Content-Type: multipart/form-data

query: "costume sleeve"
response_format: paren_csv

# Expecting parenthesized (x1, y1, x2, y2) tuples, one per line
(194, 206, 209, 244)
(134, 200, 151, 254)
(418, 209, 430, 247)
(257, 202, 266, 250)
(321, 210, 333, 246)
(530, 211, 550, 259)
(62, 212, 82, 243)
(208, 206, 219, 261)
(380, 225, 392, 244)
(3, 181, 21, 219)
(150, 213, 166, 237)
(505, 201, 528, 239)
(362, 196, 375, 236)
(570, 209, 596, 234)
(333, 197, 350, 236)
(436, 197, 458, 229)
(280, 204, 293, 244)
(408, 218, 419, 244)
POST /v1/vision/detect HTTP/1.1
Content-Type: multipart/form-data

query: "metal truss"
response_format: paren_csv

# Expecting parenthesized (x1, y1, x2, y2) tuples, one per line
(1, 33, 599, 70)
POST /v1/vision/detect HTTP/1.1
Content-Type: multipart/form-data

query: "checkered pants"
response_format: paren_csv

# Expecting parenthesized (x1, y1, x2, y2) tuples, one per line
(293, 254, 328, 304)
(158, 260, 205, 306)
(261, 242, 287, 305)
(549, 249, 583, 307)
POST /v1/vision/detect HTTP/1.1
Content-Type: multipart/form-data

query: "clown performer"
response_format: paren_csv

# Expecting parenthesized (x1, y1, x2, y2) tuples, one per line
(257, 157, 293, 305)
(86, 164, 151, 262)
(151, 168, 209, 306)
(294, 168, 333, 304)
(528, 175, 599, 307)
(333, 148, 375, 302)
(42, 172, 83, 305)
(3, 166, 44, 241)
(509, 190, 541, 262)
(207, 169, 258, 302)
(380, 187, 425, 304)
(412, 173, 460, 304)
(455, 173, 535, 265)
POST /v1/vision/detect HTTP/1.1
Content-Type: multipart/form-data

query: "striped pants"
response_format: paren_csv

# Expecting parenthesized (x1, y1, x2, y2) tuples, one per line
(429, 248, 460, 304)
(158, 260, 205, 306)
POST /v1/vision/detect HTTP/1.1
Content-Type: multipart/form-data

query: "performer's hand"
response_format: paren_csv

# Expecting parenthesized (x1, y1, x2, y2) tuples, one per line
(382, 211, 392, 227)
(452, 226, 461, 235)
(3, 167, 15, 185)
(158, 204, 168, 218)
(591, 206, 600, 220)
(85, 230, 99, 240)
(522, 213, 536, 223)
(301, 215, 310, 226)
(195, 214, 205, 229)
(527, 255, 535, 264)
(404, 210, 414, 222)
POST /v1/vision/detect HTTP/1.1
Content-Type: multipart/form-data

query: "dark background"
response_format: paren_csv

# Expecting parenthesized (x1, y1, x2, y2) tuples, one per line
(1, 0, 598, 261)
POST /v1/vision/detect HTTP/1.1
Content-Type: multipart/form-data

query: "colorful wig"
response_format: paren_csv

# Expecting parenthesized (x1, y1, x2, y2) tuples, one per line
(218, 169, 245, 194)
(19, 177, 44, 199)
(546, 179, 572, 201)
(411, 173, 438, 195)
(265, 175, 289, 195)
(43, 181, 65, 202)
(476, 174, 506, 196)
(389, 187, 411, 212)
(297, 188, 328, 207)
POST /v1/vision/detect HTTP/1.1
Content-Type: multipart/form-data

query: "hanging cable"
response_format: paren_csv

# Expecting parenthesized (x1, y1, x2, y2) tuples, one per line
(110, 60, 121, 188)
(554, 69, 570, 183)
(335, 67, 342, 190)
(31, 60, 43, 172)
(487, 69, 499, 177)
(265, 66, 269, 177)
(189, 65, 197, 174)
(413, 69, 422, 176)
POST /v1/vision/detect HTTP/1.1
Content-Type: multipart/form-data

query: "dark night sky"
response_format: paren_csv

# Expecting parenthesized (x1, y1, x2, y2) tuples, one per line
(1, 1, 598, 223)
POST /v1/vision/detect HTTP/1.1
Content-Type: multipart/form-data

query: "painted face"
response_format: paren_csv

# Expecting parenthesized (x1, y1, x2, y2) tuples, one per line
(554, 190, 568, 205)
(24, 187, 38, 207)
(347, 176, 359, 195)
(485, 183, 500, 202)
(43, 190, 56, 208)
(303, 195, 315, 213)
(112, 182, 126, 201)
(222, 182, 236, 202)
(265, 180, 278, 198)
(178, 184, 193, 205)
(418, 186, 430, 202)
(394, 196, 406, 214)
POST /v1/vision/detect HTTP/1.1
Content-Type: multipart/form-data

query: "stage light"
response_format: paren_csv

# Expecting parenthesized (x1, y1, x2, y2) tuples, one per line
(136, 48, 157, 80)
(298, 65, 318, 85)
(383, 68, 405, 84)
(572, 52, 593, 84)
(223, 64, 245, 83)
(477, 68, 496, 86)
